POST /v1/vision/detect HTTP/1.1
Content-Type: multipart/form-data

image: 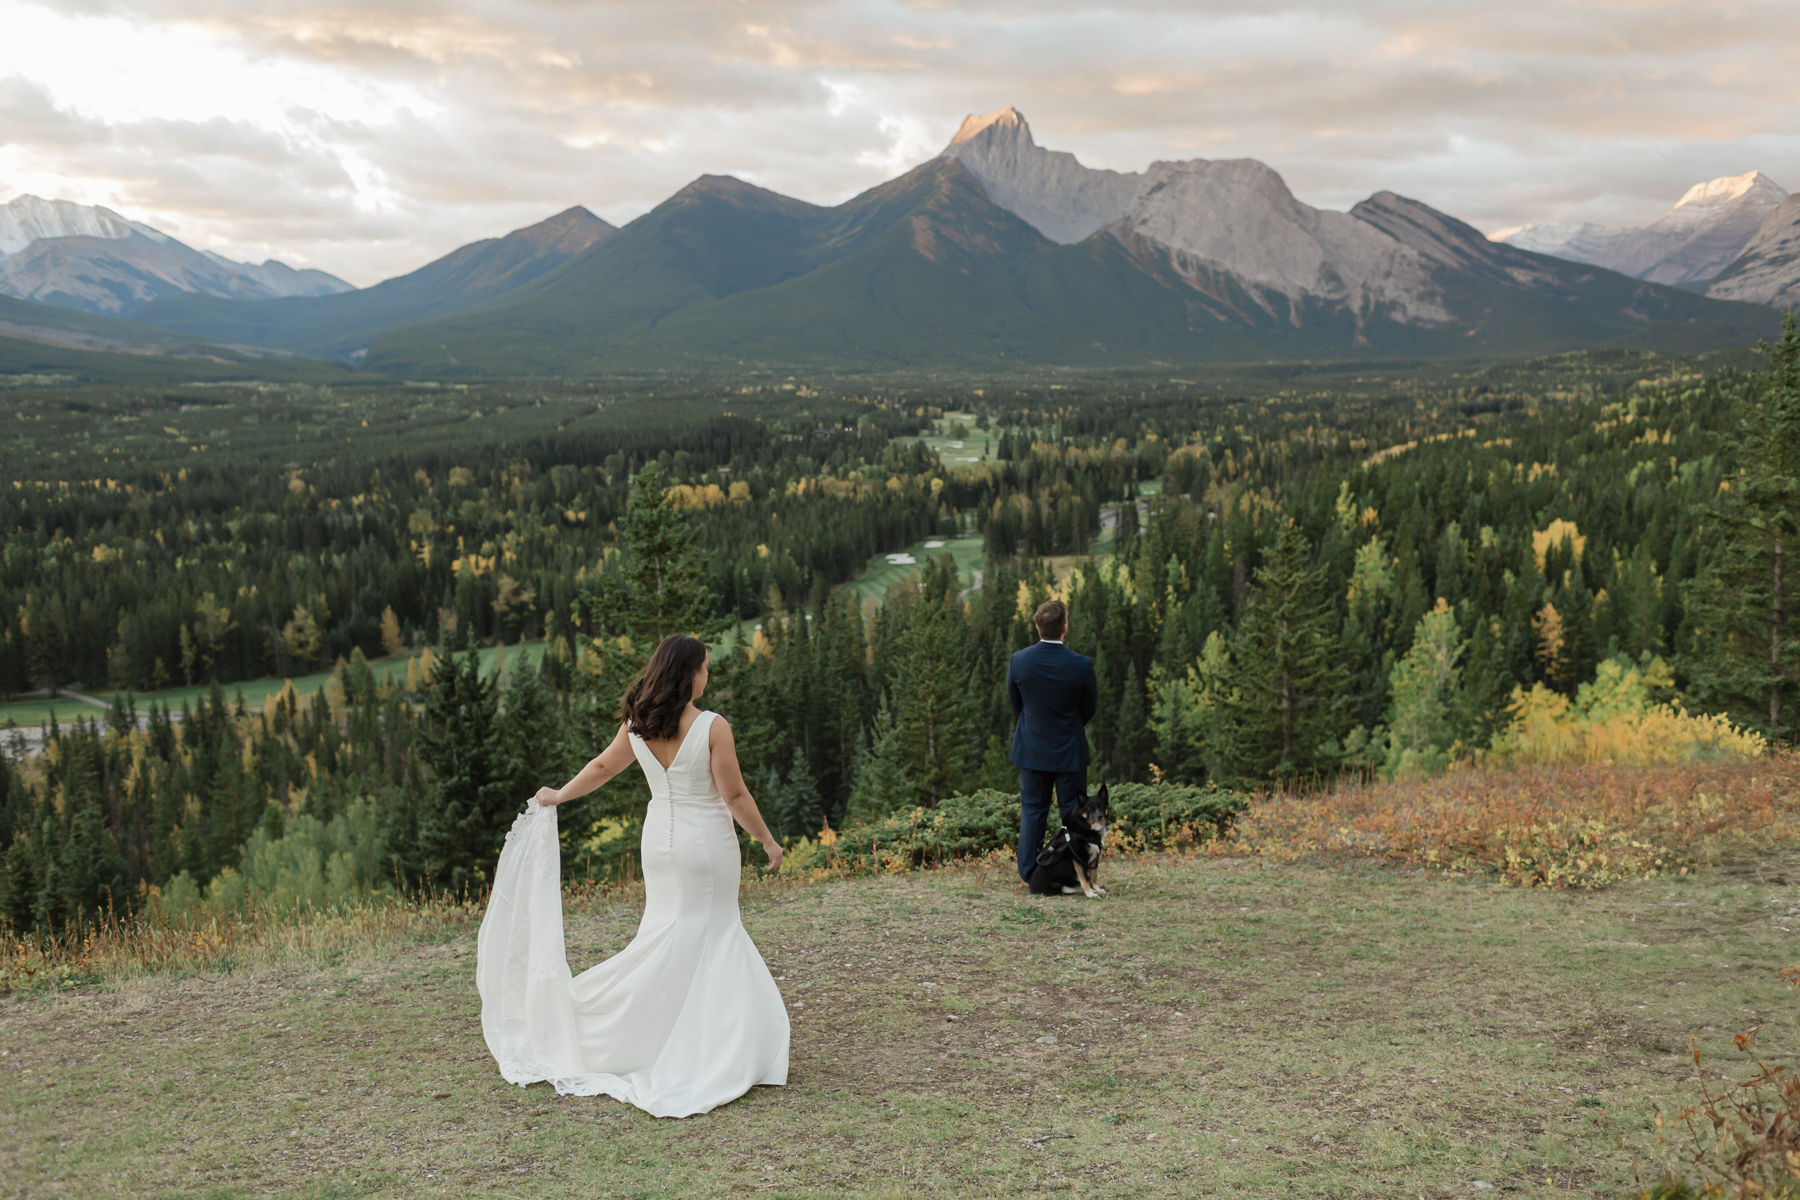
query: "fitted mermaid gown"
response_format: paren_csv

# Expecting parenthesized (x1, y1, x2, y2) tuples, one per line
(476, 710, 789, 1117)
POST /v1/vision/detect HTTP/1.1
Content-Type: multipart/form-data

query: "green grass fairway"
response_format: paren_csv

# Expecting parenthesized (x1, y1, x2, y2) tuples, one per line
(908, 411, 997, 467)
(841, 534, 987, 606)
(0, 642, 545, 731)
(5, 854, 1795, 1198)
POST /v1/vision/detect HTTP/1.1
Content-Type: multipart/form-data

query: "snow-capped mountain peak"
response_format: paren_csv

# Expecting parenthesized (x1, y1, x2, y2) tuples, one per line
(0, 193, 352, 313)
(0, 194, 168, 256)
(1495, 172, 1788, 287)
(1672, 170, 1785, 212)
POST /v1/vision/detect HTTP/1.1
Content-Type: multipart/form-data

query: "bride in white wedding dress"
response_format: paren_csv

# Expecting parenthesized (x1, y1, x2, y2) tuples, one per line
(476, 635, 789, 1118)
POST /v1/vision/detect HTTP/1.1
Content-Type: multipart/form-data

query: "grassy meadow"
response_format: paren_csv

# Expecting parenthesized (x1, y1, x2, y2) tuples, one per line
(7, 762, 1800, 1200)
(0, 642, 547, 733)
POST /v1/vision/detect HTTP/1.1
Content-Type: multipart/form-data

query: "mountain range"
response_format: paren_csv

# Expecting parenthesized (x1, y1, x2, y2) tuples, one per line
(0, 194, 352, 314)
(1495, 172, 1799, 306)
(352, 109, 1781, 373)
(5, 109, 1793, 375)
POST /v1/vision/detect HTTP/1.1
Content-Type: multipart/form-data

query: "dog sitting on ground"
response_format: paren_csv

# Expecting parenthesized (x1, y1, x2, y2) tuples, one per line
(1028, 785, 1110, 898)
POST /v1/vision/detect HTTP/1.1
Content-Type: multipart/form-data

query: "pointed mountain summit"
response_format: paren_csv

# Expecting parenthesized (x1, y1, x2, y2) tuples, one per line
(1607, 171, 1787, 285)
(133, 206, 616, 358)
(363, 158, 1066, 374)
(938, 107, 1143, 243)
(940, 107, 1456, 328)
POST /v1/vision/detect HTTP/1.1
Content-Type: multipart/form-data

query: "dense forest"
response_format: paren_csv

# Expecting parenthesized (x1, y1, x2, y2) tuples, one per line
(1, 334, 1794, 933)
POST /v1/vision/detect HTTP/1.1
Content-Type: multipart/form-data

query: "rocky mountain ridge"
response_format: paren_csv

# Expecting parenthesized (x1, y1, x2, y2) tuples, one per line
(1705, 194, 1800, 309)
(1495, 172, 1789, 289)
(17, 109, 1784, 374)
(353, 123, 1777, 375)
(0, 194, 351, 315)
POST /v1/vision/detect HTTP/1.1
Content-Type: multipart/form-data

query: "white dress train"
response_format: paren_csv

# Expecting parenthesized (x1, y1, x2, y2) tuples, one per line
(476, 709, 790, 1118)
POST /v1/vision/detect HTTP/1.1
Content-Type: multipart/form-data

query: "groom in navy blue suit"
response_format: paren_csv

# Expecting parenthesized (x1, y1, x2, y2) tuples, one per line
(1008, 598, 1099, 883)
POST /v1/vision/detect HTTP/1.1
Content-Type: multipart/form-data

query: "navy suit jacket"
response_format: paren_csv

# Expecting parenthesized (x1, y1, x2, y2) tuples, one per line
(1007, 640, 1099, 773)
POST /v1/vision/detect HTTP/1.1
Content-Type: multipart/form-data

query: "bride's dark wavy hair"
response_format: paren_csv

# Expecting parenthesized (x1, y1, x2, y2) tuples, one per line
(618, 635, 708, 740)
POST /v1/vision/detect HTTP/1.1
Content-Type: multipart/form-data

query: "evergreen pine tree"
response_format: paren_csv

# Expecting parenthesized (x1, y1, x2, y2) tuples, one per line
(887, 560, 979, 807)
(583, 460, 727, 648)
(1225, 522, 1350, 779)
(416, 638, 509, 893)
(752, 758, 826, 842)
(1111, 661, 1151, 782)
(51, 744, 127, 924)
(845, 694, 912, 823)
(1682, 313, 1800, 741)
(0, 750, 15, 850)
(0, 832, 38, 931)
(498, 654, 585, 870)
(576, 460, 733, 776)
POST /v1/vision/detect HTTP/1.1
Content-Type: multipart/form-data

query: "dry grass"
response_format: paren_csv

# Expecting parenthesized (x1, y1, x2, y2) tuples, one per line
(4, 759, 1800, 1198)
(7, 848, 1800, 1199)
(1, 895, 487, 997)
(1217, 754, 1800, 889)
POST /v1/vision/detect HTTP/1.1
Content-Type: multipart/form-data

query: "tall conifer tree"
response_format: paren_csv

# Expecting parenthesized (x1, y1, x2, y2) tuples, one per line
(1225, 522, 1349, 779)
(416, 638, 509, 893)
(1683, 314, 1800, 741)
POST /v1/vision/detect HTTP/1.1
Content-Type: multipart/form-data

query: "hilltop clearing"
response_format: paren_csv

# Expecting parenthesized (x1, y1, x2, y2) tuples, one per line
(5, 849, 1797, 1198)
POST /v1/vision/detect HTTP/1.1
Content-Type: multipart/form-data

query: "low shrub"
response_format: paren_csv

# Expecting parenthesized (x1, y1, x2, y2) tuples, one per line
(808, 781, 1250, 873)
(1107, 782, 1250, 850)
(827, 787, 1021, 870)
(1636, 1018, 1800, 1199)
(158, 797, 396, 919)
(1216, 754, 1800, 889)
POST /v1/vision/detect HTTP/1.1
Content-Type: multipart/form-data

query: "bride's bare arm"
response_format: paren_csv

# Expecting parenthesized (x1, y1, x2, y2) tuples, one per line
(537, 723, 635, 807)
(709, 718, 783, 869)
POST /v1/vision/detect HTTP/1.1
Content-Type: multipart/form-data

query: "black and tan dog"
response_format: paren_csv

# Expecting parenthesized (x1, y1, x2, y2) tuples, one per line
(1028, 785, 1110, 898)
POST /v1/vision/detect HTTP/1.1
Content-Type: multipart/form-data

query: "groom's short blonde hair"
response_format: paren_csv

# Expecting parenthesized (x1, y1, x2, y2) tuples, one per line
(1033, 599, 1067, 641)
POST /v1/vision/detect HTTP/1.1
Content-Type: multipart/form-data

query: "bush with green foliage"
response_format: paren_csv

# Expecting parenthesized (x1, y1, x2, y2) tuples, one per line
(827, 781, 1247, 870)
(159, 797, 396, 917)
(1104, 782, 1251, 849)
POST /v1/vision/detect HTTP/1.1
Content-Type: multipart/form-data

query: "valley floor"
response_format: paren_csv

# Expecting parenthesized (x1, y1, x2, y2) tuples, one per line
(5, 853, 1798, 1199)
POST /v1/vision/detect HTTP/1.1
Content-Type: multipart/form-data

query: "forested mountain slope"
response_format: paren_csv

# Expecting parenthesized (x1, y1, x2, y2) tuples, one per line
(131, 207, 615, 360)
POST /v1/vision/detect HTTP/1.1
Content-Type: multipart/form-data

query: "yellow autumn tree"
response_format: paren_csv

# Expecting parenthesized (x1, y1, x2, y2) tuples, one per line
(1486, 656, 1765, 768)
(379, 606, 404, 657)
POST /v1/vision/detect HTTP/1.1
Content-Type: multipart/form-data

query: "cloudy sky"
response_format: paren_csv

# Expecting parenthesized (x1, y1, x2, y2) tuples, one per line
(4, 0, 1798, 286)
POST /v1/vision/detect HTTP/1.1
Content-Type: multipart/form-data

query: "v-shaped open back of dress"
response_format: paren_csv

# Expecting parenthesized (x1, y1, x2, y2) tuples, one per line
(477, 709, 789, 1118)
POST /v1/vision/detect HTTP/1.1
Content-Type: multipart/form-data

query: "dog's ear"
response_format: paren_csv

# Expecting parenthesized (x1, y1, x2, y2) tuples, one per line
(1096, 783, 1110, 806)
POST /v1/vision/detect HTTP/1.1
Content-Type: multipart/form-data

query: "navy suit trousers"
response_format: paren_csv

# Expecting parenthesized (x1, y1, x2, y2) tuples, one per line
(1017, 766, 1087, 882)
